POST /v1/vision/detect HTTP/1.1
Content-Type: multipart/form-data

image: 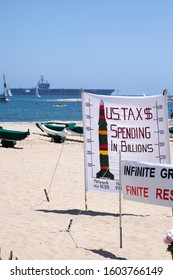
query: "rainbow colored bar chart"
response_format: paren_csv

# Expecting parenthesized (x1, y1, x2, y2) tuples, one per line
(96, 100, 114, 179)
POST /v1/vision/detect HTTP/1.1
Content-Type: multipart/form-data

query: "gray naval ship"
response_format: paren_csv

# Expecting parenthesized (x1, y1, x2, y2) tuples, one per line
(10, 75, 115, 96)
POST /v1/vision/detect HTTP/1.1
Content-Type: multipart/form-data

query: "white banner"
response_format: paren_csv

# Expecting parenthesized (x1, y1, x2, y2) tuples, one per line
(121, 160, 173, 207)
(82, 91, 170, 194)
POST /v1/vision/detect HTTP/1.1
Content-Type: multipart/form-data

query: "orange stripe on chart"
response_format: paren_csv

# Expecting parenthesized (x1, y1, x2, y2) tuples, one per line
(100, 150, 108, 155)
(99, 130, 107, 135)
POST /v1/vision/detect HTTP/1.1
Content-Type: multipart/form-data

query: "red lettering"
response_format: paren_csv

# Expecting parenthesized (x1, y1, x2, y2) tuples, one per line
(156, 188, 162, 199)
(143, 187, 148, 198)
(163, 189, 169, 200)
(171, 190, 173, 201)
(105, 107, 144, 121)
(136, 108, 142, 120)
(156, 188, 173, 201)
(125, 185, 148, 197)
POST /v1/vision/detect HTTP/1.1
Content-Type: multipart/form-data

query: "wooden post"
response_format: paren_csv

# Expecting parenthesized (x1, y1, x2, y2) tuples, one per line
(119, 151, 123, 248)
(44, 189, 50, 202)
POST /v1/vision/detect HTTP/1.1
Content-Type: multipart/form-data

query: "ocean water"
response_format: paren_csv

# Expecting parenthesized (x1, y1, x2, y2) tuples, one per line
(0, 94, 173, 122)
(0, 94, 82, 122)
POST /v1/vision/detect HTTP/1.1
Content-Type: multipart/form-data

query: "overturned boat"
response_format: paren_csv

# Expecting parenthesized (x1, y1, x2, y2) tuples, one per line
(0, 127, 30, 147)
(35, 121, 83, 142)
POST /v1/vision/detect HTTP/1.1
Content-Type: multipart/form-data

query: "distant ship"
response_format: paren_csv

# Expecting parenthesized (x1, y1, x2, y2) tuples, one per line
(10, 75, 115, 96)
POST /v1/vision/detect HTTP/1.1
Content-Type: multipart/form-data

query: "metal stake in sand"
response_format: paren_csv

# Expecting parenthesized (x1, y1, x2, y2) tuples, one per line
(44, 189, 50, 202)
(67, 219, 73, 232)
(60, 219, 78, 248)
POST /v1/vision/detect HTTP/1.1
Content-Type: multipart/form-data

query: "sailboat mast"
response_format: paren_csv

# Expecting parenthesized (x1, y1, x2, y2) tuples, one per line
(3, 74, 7, 90)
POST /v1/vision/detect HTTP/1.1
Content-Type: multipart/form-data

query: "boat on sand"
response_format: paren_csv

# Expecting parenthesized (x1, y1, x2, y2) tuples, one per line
(35, 121, 83, 142)
(0, 127, 30, 147)
(169, 127, 173, 138)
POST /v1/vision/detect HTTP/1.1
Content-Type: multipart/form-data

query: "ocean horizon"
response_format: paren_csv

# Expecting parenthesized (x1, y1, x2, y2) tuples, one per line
(1, 93, 173, 123)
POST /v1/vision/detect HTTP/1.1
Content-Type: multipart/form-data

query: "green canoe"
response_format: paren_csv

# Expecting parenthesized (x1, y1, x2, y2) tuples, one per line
(35, 122, 76, 132)
(66, 125, 83, 135)
(0, 127, 30, 141)
(169, 127, 173, 134)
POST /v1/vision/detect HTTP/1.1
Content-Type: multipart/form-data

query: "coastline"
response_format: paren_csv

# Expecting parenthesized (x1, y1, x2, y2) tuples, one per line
(0, 121, 173, 260)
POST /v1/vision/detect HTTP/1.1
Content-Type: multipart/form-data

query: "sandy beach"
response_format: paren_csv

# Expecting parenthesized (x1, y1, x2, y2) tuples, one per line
(0, 121, 173, 260)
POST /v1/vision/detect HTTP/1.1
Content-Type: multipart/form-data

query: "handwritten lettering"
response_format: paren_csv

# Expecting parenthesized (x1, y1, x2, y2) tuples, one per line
(110, 125, 151, 139)
(110, 140, 153, 153)
(106, 107, 153, 121)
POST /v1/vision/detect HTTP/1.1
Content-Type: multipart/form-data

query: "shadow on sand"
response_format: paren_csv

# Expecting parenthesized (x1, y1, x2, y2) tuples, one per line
(84, 248, 127, 260)
(36, 208, 149, 218)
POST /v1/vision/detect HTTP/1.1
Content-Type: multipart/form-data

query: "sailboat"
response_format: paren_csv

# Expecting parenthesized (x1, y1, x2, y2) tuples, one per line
(36, 86, 41, 97)
(0, 74, 12, 102)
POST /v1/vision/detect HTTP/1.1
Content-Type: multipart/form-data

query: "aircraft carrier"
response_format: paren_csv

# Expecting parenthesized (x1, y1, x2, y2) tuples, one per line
(10, 75, 115, 96)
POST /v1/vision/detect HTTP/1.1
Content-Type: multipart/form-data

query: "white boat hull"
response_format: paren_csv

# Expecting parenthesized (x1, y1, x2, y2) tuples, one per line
(40, 124, 68, 137)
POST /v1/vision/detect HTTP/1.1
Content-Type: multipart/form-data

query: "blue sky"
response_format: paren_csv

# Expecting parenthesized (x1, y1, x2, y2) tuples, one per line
(0, 0, 173, 95)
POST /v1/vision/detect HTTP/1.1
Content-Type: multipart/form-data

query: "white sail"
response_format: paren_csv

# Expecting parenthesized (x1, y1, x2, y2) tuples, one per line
(4, 88, 10, 100)
(0, 74, 11, 101)
(36, 86, 41, 97)
(7, 88, 12, 96)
